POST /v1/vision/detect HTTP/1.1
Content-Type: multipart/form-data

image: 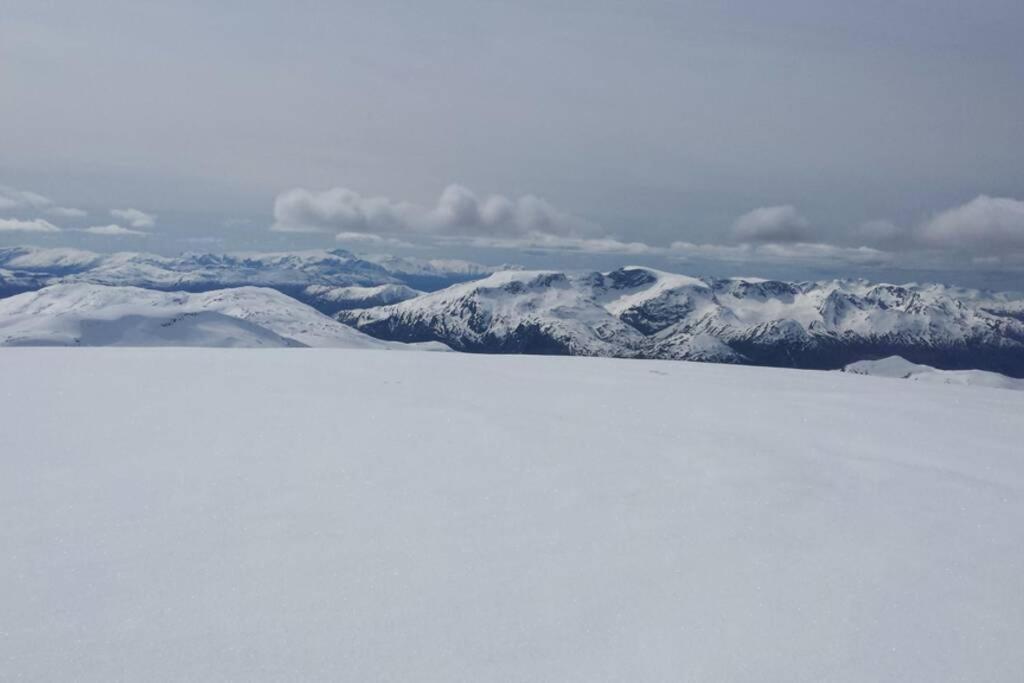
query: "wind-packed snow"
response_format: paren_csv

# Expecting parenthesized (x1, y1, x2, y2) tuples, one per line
(845, 355, 1024, 390)
(2, 349, 1022, 681)
(0, 283, 446, 349)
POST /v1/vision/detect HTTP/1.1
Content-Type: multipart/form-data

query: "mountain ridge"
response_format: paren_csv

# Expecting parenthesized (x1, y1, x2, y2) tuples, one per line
(338, 266, 1024, 376)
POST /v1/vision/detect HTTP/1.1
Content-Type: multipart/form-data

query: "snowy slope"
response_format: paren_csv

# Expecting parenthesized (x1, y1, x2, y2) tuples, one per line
(340, 266, 1024, 375)
(341, 270, 648, 355)
(0, 283, 393, 348)
(1, 349, 1022, 681)
(844, 355, 1024, 390)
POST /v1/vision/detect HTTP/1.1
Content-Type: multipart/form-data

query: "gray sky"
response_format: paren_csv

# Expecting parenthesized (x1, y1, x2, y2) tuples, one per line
(2, 0, 1024, 288)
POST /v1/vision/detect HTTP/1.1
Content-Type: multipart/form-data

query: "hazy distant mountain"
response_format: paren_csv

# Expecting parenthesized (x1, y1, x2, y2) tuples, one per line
(339, 266, 1024, 376)
(0, 246, 499, 307)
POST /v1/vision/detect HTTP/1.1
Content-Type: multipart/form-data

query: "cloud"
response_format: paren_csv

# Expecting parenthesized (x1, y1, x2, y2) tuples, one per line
(272, 184, 601, 238)
(111, 208, 157, 229)
(0, 185, 52, 211)
(855, 219, 907, 247)
(0, 185, 86, 217)
(426, 185, 601, 237)
(441, 233, 660, 255)
(669, 240, 894, 267)
(272, 187, 416, 234)
(731, 205, 812, 243)
(0, 217, 62, 233)
(80, 224, 148, 236)
(267, 184, 1024, 273)
(47, 206, 88, 218)
(335, 232, 417, 249)
(919, 195, 1024, 253)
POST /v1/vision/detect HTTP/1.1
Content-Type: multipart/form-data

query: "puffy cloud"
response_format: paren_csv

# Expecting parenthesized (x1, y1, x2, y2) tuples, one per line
(272, 184, 601, 238)
(272, 187, 416, 234)
(732, 205, 812, 243)
(80, 224, 148, 236)
(426, 185, 601, 237)
(919, 195, 1024, 252)
(110, 208, 157, 229)
(0, 217, 62, 233)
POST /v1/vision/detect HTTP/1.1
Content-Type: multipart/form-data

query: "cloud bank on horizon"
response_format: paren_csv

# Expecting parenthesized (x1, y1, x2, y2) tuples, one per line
(5, 178, 1024, 274)
(266, 183, 1024, 271)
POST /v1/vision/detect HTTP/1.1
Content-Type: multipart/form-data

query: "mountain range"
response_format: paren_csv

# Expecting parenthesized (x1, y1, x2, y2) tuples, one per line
(2, 247, 1022, 376)
(0, 246, 496, 313)
(338, 267, 1024, 377)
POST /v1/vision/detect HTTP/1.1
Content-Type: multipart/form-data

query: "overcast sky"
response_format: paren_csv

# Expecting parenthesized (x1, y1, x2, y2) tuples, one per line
(2, 0, 1023, 288)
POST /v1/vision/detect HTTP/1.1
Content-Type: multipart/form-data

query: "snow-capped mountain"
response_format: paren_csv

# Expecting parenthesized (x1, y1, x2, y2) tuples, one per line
(302, 283, 424, 315)
(0, 283, 407, 348)
(339, 266, 1024, 376)
(0, 246, 498, 305)
(843, 356, 1024, 390)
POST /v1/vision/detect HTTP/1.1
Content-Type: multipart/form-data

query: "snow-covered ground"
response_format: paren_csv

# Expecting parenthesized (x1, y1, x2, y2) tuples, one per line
(845, 355, 1024, 390)
(2, 349, 1023, 681)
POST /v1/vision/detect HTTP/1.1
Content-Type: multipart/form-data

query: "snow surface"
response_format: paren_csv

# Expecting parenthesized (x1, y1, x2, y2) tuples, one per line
(845, 355, 1024, 390)
(2, 349, 1023, 681)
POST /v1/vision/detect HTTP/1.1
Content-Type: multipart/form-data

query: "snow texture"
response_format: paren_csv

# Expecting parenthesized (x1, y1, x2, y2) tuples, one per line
(2, 349, 1022, 681)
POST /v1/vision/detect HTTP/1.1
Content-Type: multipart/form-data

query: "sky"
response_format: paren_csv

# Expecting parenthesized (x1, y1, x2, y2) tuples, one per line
(2, 0, 1024, 289)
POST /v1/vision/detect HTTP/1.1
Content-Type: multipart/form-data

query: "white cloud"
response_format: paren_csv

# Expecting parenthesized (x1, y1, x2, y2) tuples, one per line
(80, 224, 148, 236)
(268, 185, 1024, 272)
(272, 184, 601, 238)
(272, 187, 416, 234)
(919, 195, 1024, 252)
(0, 185, 52, 212)
(0, 217, 62, 233)
(731, 205, 812, 243)
(47, 206, 88, 218)
(441, 233, 660, 255)
(426, 185, 601, 237)
(669, 240, 894, 266)
(335, 232, 417, 249)
(0, 185, 86, 218)
(111, 208, 156, 229)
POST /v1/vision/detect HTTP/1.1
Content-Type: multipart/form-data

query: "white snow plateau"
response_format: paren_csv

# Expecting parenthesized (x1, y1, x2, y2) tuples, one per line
(2, 348, 1022, 681)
